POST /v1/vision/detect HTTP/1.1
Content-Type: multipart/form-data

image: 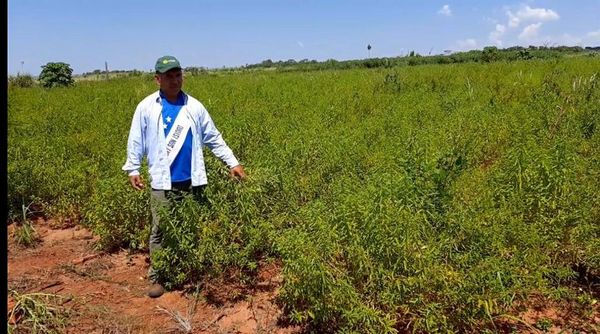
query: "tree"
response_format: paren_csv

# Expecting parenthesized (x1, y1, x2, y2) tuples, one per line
(518, 49, 533, 60)
(38, 62, 74, 88)
(260, 59, 274, 67)
(481, 46, 499, 62)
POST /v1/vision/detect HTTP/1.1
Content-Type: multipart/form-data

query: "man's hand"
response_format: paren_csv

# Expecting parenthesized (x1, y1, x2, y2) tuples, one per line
(129, 175, 145, 190)
(230, 165, 246, 181)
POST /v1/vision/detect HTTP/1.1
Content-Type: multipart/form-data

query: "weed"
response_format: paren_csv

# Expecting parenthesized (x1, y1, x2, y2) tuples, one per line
(155, 305, 194, 333)
(535, 317, 553, 332)
(13, 222, 40, 248)
(7, 290, 68, 334)
(9, 74, 35, 88)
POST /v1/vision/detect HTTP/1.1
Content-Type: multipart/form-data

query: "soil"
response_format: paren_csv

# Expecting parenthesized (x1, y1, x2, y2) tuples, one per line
(7, 219, 599, 333)
(7, 219, 302, 334)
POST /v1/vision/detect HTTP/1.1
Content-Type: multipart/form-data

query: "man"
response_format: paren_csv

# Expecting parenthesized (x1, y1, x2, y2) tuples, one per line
(122, 55, 246, 298)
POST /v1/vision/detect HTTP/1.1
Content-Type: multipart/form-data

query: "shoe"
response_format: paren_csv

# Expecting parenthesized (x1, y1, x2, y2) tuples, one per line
(147, 283, 165, 298)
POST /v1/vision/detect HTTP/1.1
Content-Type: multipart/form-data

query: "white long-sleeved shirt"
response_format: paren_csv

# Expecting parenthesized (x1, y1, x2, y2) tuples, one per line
(122, 91, 239, 190)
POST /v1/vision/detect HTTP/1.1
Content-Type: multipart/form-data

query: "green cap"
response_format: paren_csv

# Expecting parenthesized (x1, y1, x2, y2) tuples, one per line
(155, 55, 182, 73)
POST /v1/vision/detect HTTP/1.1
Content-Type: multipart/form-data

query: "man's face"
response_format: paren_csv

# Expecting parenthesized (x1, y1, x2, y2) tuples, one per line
(155, 68, 183, 96)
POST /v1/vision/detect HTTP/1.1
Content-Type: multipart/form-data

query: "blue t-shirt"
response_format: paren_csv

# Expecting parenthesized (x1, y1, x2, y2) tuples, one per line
(160, 91, 193, 182)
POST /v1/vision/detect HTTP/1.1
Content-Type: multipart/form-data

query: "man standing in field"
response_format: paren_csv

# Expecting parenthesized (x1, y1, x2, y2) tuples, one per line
(122, 55, 246, 298)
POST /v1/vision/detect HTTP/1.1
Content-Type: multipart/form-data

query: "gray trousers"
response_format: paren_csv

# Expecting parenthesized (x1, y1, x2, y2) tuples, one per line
(148, 181, 205, 282)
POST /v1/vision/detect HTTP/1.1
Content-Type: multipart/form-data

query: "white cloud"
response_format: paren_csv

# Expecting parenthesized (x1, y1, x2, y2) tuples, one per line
(507, 5, 559, 28)
(517, 6, 559, 22)
(486, 4, 562, 47)
(297, 41, 304, 48)
(547, 30, 599, 46)
(555, 33, 582, 46)
(587, 30, 600, 41)
(507, 11, 520, 28)
(489, 24, 506, 46)
(457, 38, 477, 50)
(519, 22, 542, 41)
(514, 30, 599, 47)
(438, 5, 452, 17)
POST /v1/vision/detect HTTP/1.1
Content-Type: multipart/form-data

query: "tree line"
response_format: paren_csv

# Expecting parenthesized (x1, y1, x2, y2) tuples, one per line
(8, 45, 599, 89)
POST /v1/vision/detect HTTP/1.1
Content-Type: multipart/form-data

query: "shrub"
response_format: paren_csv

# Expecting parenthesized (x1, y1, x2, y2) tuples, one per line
(82, 178, 151, 251)
(9, 74, 35, 88)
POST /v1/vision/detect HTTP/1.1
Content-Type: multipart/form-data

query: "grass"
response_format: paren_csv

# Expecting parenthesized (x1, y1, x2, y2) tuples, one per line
(155, 305, 194, 333)
(11, 200, 43, 247)
(7, 291, 68, 334)
(155, 286, 203, 333)
(13, 222, 40, 248)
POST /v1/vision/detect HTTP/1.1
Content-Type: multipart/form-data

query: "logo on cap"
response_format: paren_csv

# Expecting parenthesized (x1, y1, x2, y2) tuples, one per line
(155, 56, 181, 73)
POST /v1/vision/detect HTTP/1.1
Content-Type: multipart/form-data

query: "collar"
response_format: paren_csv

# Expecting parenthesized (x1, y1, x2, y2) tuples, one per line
(156, 90, 186, 105)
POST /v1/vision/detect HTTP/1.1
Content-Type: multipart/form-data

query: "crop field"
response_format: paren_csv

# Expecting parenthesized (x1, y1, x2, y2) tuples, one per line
(8, 57, 600, 332)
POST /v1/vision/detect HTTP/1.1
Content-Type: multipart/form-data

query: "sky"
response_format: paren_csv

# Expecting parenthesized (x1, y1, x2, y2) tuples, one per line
(7, 0, 600, 75)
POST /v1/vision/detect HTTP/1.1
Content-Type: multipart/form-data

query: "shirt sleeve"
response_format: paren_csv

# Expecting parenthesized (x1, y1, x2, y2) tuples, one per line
(122, 104, 146, 176)
(198, 107, 240, 169)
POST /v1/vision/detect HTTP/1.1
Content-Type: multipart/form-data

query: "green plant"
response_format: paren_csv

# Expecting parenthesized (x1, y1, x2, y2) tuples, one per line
(38, 62, 74, 88)
(7, 291, 68, 334)
(13, 201, 41, 247)
(82, 177, 151, 251)
(535, 317, 553, 332)
(482, 46, 500, 62)
(13, 222, 40, 247)
(9, 74, 35, 88)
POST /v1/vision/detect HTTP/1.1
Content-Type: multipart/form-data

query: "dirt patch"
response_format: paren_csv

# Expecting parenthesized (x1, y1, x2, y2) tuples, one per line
(515, 295, 599, 333)
(488, 293, 599, 334)
(8, 219, 302, 333)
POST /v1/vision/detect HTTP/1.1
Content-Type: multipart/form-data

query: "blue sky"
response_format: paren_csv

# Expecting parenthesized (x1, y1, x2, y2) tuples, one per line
(8, 0, 600, 75)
